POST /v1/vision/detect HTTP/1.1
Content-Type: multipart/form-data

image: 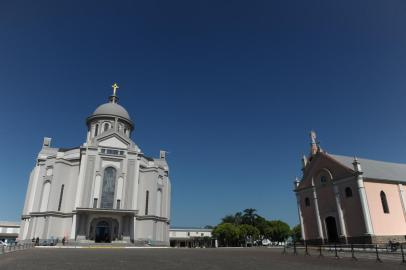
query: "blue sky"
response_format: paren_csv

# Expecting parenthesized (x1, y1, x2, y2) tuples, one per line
(1, 0, 406, 227)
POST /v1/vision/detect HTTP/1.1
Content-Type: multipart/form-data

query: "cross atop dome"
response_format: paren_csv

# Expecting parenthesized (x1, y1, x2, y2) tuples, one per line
(112, 82, 119, 96)
(109, 82, 120, 103)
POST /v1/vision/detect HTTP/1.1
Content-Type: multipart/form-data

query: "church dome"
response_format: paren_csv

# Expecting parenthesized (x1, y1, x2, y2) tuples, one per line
(86, 83, 134, 132)
(92, 102, 131, 120)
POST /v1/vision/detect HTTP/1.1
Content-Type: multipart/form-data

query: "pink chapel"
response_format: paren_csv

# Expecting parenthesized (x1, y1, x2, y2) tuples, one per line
(295, 131, 406, 244)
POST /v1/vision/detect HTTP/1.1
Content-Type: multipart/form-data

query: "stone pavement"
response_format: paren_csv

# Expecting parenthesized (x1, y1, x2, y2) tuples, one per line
(0, 247, 404, 270)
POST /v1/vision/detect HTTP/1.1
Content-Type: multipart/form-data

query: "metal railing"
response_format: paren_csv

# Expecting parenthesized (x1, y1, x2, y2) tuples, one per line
(0, 242, 35, 255)
(283, 242, 406, 263)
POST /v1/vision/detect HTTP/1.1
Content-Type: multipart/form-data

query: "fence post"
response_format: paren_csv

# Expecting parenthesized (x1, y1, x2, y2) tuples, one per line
(319, 245, 323, 257)
(351, 244, 357, 260)
(375, 245, 382, 263)
(293, 242, 297, 255)
(305, 243, 310, 256)
(334, 244, 339, 259)
(401, 244, 405, 264)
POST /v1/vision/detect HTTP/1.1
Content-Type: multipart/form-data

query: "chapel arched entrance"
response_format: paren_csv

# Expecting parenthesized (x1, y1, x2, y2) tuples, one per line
(325, 216, 339, 243)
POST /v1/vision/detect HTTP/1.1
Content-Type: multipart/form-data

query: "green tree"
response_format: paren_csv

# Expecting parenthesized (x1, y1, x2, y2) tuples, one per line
(221, 215, 236, 224)
(265, 220, 291, 242)
(291, 224, 302, 242)
(234, 212, 243, 225)
(238, 224, 260, 246)
(212, 223, 240, 247)
(253, 216, 268, 237)
(242, 208, 258, 225)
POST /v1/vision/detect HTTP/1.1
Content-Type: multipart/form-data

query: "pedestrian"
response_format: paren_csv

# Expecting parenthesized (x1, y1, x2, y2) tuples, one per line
(35, 237, 39, 246)
(62, 237, 65, 246)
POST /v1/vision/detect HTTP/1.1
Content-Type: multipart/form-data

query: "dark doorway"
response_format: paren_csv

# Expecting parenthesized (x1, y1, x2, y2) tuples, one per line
(325, 216, 339, 243)
(95, 221, 111, 243)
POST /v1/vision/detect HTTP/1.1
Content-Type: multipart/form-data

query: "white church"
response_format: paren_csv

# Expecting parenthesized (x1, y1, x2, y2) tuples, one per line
(19, 84, 171, 245)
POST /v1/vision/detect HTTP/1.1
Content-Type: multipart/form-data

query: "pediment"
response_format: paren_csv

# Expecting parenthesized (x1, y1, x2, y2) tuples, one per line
(298, 152, 354, 190)
(98, 134, 130, 149)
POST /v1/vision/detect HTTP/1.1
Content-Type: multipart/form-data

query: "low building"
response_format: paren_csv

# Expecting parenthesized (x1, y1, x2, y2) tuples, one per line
(295, 131, 406, 244)
(169, 228, 215, 248)
(0, 221, 20, 243)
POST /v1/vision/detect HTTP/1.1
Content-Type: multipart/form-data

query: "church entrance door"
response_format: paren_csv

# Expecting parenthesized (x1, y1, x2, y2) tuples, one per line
(325, 216, 339, 243)
(95, 221, 111, 243)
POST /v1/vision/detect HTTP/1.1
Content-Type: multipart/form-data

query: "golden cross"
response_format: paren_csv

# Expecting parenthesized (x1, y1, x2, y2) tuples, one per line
(112, 83, 119, 96)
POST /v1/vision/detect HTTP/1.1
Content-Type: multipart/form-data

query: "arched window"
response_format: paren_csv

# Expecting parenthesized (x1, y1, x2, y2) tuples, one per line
(380, 191, 390, 214)
(345, 187, 353, 198)
(58, 184, 64, 211)
(40, 181, 51, 212)
(305, 197, 310, 207)
(104, 123, 109, 132)
(100, 167, 116, 209)
(145, 190, 149, 215)
(94, 124, 99, 136)
(320, 176, 327, 183)
(156, 189, 162, 217)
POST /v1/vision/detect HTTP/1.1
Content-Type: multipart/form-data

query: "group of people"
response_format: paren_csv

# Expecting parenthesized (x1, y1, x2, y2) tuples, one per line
(31, 236, 67, 246)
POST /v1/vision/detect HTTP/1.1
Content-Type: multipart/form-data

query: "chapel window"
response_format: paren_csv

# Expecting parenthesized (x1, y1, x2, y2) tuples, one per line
(104, 123, 109, 132)
(305, 197, 310, 207)
(380, 191, 390, 214)
(345, 187, 353, 198)
(94, 124, 99, 136)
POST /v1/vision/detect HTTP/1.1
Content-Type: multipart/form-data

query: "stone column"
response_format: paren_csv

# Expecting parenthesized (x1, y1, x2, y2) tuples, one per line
(333, 184, 347, 242)
(69, 214, 77, 240)
(132, 217, 138, 242)
(296, 193, 306, 241)
(311, 178, 324, 243)
(398, 184, 406, 223)
(74, 153, 88, 208)
(132, 157, 141, 210)
(353, 158, 374, 235)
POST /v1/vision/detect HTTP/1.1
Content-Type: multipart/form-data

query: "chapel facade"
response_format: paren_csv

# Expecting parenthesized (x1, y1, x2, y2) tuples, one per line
(295, 131, 406, 244)
(19, 85, 171, 245)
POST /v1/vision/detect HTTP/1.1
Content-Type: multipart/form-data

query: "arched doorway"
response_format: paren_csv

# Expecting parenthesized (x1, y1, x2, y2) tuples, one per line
(95, 221, 111, 243)
(325, 216, 339, 243)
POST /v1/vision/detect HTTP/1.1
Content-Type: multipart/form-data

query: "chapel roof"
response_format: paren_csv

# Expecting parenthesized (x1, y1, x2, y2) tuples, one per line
(328, 153, 406, 183)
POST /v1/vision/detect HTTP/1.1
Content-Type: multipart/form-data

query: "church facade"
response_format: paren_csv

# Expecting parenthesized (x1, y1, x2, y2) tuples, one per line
(295, 132, 406, 244)
(19, 86, 171, 245)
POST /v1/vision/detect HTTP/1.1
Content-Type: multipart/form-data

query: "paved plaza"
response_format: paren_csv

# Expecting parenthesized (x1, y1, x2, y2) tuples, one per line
(0, 247, 405, 270)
